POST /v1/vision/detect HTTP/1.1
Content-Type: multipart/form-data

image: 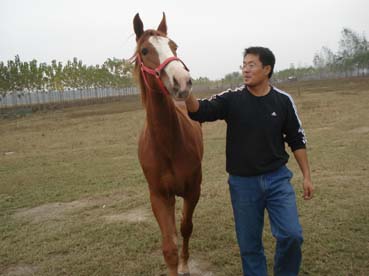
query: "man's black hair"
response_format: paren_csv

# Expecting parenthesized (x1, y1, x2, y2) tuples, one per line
(244, 47, 275, 79)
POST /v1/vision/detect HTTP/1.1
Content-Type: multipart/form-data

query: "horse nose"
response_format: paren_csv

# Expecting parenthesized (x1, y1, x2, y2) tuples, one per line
(187, 78, 192, 87)
(173, 75, 191, 89)
(173, 76, 180, 92)
(178, 90, 190, 100)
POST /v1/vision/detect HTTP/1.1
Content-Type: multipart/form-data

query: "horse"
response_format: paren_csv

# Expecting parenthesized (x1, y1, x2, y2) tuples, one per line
(132, 13, 203, 276)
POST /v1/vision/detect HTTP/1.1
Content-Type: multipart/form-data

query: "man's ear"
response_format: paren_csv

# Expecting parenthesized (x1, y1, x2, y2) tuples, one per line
(264, 65, 271, 76)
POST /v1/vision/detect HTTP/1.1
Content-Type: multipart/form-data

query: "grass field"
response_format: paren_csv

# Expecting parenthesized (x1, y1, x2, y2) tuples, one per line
(1, 77, 369, 276)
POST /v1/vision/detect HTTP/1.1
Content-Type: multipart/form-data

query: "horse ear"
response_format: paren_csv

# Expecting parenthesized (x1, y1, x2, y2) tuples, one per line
(133, 13, 144, 41)
(157, 12, 167, 35)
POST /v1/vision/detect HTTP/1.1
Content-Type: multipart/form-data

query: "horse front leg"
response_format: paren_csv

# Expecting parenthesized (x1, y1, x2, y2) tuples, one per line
(178, 176, 201, 275)
(150, 192, 179, 276)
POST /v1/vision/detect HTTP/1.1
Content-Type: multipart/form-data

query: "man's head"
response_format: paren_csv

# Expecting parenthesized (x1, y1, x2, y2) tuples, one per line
(242, 47, 275, 86)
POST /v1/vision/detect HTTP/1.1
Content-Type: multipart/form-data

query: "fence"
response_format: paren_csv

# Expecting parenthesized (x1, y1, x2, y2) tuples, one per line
(0, 84, 237, 111)
(0, 87, 139, 109)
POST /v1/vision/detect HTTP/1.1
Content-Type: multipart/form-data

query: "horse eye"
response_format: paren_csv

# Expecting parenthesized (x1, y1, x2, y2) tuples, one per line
(141, 48, 148, 55)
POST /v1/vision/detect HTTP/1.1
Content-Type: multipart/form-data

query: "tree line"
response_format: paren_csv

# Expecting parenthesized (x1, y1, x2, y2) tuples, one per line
(0, 56, 134, 96)
(1, 27, 368, 96)
(212, 27, 369, 84)
(275, 28, 369, 81)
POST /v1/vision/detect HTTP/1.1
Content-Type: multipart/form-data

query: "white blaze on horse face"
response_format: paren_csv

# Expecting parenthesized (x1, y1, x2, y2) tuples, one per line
(149, 36, 191, 96)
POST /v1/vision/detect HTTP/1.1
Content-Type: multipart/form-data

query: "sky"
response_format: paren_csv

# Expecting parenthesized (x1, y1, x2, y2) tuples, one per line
(1, 0, 368, 80)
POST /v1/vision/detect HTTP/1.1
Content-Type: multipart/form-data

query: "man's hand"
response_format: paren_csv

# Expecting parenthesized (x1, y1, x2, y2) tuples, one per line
(185, 93, 200, 113)
(303, 178, 314, 200)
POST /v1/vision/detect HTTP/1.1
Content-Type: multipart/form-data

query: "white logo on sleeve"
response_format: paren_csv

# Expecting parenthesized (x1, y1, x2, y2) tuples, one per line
(271, 112, 277, 117)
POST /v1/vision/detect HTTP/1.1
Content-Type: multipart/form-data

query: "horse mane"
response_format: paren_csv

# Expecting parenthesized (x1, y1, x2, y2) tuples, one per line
(132, 30, 167, 106)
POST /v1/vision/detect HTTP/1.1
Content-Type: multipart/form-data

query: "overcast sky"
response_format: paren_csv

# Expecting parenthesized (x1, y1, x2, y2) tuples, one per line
(1, 0, 368, 80)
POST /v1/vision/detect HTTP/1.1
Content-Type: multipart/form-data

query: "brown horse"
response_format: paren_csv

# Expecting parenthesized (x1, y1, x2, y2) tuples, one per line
(132, 13, 203, 276)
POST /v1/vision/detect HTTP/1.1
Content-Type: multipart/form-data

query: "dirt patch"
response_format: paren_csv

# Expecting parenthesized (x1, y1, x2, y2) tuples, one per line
(103, 207, 150, 223)
(155, 252, 215, 276)
(187, 258, 215, 276)
(2, 265, 38, 276)
(13, 194, 126, 224)
(319, 174, 363, 181)
(311, 126, 333, 131)
(350, 126, 369, 134)
(13, 200, 90, 223)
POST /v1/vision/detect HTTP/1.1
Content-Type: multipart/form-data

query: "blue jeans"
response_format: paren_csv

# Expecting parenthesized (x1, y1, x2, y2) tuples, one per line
(228, 166, 303, 276)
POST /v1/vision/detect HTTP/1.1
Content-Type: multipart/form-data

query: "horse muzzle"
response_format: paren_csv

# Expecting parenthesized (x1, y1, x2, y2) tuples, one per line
(172, 77, 192, 101)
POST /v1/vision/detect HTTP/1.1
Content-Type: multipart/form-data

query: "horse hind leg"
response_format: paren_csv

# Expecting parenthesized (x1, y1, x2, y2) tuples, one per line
(150, 193, 179, 276)
(178, 183, 201, 275)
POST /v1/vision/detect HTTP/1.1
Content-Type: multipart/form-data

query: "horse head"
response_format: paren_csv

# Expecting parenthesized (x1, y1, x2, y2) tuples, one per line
(133, 13, 192, 101)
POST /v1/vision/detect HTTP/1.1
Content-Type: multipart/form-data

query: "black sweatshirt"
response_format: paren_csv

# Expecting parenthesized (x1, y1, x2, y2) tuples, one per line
(188, 85, 307, 176)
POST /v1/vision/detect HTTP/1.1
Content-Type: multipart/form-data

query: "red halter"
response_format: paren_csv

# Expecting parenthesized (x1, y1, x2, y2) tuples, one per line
(136, 54, 189, 96)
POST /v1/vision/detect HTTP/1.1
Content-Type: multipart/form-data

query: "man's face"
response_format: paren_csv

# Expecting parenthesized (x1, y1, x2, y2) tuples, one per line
(242, 54, 271, 86)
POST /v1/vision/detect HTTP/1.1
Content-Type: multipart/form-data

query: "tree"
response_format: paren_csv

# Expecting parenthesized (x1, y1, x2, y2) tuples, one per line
(0, 61, 10, 96)
(337, 28, 369, 76)
(222, 71, 242, 86)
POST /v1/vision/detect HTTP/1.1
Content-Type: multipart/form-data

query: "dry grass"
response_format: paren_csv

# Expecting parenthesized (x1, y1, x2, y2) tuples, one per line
(0, 78, 368, 275)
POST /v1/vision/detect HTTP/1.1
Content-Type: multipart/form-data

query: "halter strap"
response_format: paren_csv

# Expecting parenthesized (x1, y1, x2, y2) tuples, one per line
(136, 54, 189, 96)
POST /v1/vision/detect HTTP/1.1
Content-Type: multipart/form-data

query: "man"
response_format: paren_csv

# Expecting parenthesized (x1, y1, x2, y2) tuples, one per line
(185, 47, 313, 276)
